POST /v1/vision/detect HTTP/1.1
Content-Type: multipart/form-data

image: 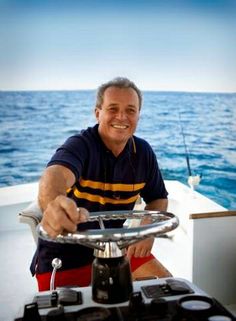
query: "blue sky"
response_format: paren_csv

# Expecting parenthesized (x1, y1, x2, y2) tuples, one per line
(0, 0, 236, 92)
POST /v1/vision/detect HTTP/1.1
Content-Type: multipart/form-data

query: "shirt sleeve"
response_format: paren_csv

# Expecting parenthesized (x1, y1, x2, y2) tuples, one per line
(47, 135, 88, 180)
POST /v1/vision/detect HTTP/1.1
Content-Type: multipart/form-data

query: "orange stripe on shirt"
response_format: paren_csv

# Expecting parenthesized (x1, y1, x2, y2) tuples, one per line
(79, 178, 145, 192)
(73, 188, 139, 205)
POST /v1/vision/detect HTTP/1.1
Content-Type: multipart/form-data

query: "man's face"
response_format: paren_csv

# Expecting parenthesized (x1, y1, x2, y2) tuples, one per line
(95, 86, 140, 150)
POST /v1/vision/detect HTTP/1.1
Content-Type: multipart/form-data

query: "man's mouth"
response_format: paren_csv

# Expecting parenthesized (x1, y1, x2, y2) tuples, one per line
(111, 124, 128, 129)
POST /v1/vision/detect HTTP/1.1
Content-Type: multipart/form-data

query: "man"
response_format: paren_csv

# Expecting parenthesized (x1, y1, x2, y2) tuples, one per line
(31, 77, 171, 291)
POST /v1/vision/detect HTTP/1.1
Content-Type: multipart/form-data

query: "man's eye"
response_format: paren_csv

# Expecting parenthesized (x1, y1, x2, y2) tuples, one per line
(108, 108, 117, 113)
(127, 109, 136, 114)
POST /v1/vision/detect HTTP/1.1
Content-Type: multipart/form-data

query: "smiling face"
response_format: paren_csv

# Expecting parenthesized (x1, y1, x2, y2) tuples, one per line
(95, 86, 140, 156)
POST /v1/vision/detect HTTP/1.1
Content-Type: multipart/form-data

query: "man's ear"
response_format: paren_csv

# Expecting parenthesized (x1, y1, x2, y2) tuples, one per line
(95, 107, 100, 122)
(94, 107, 99, 121)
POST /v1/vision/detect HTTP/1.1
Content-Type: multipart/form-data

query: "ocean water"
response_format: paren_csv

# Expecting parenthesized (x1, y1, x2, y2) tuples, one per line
(0, 90, 236, 209)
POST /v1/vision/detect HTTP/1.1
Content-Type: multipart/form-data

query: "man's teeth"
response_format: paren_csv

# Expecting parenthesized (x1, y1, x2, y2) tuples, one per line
(112, 125, 127, 129)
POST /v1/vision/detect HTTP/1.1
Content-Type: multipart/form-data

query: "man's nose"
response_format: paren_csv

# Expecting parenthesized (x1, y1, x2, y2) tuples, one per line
(116, 110, 126, 119)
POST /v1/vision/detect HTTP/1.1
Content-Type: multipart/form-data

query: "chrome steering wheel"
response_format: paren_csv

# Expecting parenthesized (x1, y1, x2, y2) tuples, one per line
(38, 210, 179, 251)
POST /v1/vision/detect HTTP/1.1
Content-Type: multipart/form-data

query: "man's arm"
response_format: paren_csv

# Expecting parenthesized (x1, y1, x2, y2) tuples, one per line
(126, 198, 168, 258)
(39, 165, 88, 238)
(38, 165, 75, 210)
(144, 198, 168, 211)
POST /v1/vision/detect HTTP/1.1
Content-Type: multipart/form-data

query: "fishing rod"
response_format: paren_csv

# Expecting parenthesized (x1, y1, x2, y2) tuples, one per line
(179, 116, 192, 177)
(178, 111, 201, 191)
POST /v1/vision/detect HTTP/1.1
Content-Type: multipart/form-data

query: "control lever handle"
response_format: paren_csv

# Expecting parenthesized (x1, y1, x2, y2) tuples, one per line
(50, 258, 62, 291)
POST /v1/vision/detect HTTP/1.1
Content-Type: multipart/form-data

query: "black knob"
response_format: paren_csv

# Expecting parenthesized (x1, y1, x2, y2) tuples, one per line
(46, 306, 66, 321)
(129, 291, 145, 313)
(150, 298, 168, 316)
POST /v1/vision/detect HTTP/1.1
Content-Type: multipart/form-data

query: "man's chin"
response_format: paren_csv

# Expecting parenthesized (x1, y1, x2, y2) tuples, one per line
(112, 135, 130, 145)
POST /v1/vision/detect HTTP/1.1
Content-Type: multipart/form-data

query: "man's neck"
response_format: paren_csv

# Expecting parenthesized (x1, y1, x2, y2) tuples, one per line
(103, 139, 127, 157)
(97, 126, 131, 157)
(98, 134, 127, 157)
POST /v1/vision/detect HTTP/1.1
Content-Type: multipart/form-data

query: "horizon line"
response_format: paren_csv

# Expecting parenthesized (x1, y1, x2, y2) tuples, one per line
(1, 88, 236, 95)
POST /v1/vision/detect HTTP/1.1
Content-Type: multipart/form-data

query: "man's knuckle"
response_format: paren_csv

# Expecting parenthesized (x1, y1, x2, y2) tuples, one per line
(55, 195, 63, 202)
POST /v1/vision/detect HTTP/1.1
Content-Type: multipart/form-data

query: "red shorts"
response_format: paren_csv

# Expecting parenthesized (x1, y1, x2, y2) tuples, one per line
(36, 254, 155, 291)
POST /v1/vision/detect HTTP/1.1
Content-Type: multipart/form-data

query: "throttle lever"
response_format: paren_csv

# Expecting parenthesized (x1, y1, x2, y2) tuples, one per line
(50, 258, 62, 291)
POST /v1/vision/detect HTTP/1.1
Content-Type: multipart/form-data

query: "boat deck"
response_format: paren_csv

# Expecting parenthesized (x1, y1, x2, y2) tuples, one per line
(0, 229, 37, 321)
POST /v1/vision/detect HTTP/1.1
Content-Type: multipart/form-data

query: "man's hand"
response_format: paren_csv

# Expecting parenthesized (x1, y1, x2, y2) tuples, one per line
(126, 237, 154, 259)
(126, 198, 168, 259)
(41, 195, 89, 238)
(126, 212, 156, 259)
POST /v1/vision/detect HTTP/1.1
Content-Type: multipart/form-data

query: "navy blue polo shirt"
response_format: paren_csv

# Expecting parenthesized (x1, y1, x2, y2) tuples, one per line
(48, 124, 167, 211)
(31, 125, 168, 274)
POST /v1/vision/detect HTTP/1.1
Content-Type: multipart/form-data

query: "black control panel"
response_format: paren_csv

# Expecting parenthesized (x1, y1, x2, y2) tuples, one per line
(15, 278, 236, 321)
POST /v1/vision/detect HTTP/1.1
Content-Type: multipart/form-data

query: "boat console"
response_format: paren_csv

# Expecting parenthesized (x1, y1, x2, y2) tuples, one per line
(14, 210, 236, 320)
(15, 277, 236, 321)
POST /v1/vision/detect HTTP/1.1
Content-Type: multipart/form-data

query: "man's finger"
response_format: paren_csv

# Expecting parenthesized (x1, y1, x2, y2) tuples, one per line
(55, 196, 89, 224)
(42, 219, 64, 238)
(126, 245, 135, 259)
(76, 207, 89, 223)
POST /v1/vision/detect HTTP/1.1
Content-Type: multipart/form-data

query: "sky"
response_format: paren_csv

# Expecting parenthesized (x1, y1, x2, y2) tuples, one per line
(0, 0, 236, 92)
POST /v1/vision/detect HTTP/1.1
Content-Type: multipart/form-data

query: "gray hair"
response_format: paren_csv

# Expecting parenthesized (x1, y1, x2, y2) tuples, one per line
(96, 77, 142, 109)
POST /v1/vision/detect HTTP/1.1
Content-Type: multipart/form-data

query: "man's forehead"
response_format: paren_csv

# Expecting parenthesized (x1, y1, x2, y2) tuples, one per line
(104, 86, 135, 93)
(103, 86, 139, 101)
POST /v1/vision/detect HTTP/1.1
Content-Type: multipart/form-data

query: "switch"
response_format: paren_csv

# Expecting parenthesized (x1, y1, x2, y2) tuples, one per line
(23, 302, 41, 321)
(58, 288, 82, 305)
(166, 280, 193, 294)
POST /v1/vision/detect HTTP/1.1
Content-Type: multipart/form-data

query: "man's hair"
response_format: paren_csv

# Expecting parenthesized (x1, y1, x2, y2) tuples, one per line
(96, 77, 142, 109)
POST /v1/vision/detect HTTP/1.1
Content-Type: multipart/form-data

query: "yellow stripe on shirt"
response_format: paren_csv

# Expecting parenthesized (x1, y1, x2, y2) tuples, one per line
(79, 178, 145, 192)
(73, 188, 140, 205)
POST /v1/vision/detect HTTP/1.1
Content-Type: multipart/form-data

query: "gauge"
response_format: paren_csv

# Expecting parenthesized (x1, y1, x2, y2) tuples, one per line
(181, 299, 211, 311)
(177, 295, 214, 319)
(208, 315, 232, 321)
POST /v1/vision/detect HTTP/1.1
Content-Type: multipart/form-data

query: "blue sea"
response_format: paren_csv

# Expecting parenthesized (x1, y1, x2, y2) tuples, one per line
(0, 90, 236, 209)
